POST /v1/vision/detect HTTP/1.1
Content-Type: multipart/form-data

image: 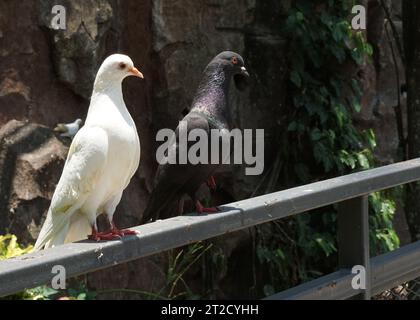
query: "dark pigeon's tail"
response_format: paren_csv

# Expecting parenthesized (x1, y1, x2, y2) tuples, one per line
(141, 185, 179, 223)
(141, 191, 160, 223)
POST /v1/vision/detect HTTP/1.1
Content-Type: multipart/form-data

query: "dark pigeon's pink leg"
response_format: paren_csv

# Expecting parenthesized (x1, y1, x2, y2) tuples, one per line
(195, 200, 219, 213)
(207, 176, 217, 190)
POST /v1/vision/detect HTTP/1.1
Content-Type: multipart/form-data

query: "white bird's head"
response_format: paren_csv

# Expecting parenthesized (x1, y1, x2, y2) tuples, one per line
(75, 119, 83, 126)
(93, 54, 144, 91)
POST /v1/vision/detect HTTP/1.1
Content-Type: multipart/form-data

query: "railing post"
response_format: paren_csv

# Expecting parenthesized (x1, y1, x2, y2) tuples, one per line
(337, 195, 371, 299)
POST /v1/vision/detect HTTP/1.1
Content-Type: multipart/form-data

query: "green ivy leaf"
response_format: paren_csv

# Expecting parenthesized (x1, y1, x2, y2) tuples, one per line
(296, 11, 305, 22)
(310, 128, 322, 141)
(357, 153, 370, 170)
(365, 129, 377, 149)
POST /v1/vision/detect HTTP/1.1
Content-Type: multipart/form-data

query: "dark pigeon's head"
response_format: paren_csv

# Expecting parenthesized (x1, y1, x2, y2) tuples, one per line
(211, 51, 250, 91)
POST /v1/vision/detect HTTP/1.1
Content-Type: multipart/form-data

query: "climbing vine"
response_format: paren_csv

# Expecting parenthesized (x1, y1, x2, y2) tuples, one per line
(256, 0, 399, 295)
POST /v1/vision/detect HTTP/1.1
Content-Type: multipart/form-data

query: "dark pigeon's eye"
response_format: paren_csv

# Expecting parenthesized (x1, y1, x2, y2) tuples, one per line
(231, 56, 238, 65)
(119, 62, 127, 70)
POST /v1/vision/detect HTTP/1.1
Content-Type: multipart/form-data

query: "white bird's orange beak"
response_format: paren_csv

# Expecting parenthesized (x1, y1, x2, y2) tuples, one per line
(129, 67, 144, 79)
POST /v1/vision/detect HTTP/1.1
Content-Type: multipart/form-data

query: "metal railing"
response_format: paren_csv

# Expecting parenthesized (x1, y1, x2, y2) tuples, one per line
(2, 158, 420, 299)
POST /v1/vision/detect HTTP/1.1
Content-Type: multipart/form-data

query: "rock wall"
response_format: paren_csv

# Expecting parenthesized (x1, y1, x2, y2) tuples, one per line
(361, 0, 410, 244)
(0, 120, 68, 244)
(0, 0, 409, 297)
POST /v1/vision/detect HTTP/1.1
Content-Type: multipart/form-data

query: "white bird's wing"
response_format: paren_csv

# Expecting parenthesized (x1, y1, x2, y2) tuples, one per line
(34, 126, 109, 250)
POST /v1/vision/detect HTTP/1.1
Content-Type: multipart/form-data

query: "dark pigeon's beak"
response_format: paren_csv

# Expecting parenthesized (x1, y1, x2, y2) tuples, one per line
(240, 66, 250, 77)
(234, 66, 250, 91)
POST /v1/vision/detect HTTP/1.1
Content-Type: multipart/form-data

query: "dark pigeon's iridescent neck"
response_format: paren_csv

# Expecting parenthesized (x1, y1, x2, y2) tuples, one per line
(190, 62, 232, 124)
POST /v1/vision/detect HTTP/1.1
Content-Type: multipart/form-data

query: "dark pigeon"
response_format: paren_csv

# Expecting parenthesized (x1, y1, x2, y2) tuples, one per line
(142, 51, 249, 222)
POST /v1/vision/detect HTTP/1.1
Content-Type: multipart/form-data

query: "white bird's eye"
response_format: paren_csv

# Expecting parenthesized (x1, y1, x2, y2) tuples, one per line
(119, 62, 127, 70)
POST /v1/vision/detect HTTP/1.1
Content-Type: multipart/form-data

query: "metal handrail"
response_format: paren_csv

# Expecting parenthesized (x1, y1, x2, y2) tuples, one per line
(2, 158, 420, 298)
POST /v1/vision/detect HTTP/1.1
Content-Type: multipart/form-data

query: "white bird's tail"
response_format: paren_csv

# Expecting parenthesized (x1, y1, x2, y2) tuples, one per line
(64, 212, 91, 244)
(33, 209, 68, 251)
(33, 209, 90, 251)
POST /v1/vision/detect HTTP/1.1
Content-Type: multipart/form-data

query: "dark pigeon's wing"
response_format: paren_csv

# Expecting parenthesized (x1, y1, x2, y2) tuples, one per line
(142, 113, 214, 222)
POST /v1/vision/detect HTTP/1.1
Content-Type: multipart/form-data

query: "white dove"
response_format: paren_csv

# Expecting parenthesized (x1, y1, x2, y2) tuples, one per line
(54, 118, 83, 138)
(34, 54, 144, 250)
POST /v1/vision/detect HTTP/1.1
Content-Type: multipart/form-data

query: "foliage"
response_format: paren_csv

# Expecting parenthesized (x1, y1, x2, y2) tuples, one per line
(284, 0, 373, 180)
(370, 191, 400, 254)
(0, 234, 95, 300)
(0, 234, 33, 259)
(7, 283, 96, 300)
(160, 241, 212, 299)
(95, 241, 212, 300)
(256, 0, 399, 294)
